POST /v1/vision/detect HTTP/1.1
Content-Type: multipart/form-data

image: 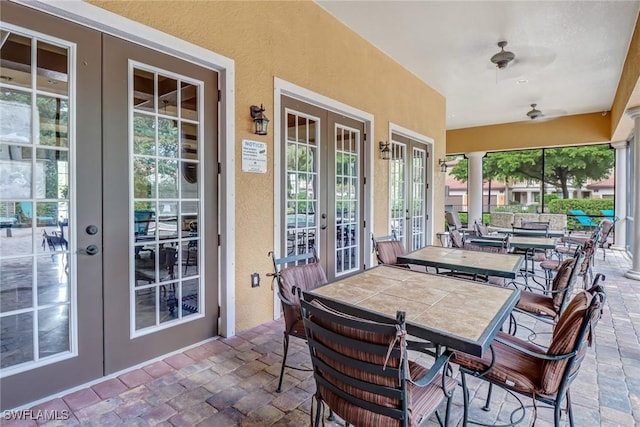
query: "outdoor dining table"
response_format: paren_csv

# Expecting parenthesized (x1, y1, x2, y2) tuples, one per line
(397, 245, 525, 279)
(303, 265, 520, 357)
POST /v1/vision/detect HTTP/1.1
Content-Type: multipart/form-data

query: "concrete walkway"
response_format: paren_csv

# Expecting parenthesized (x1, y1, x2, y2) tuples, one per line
(2, 249, 638, 426)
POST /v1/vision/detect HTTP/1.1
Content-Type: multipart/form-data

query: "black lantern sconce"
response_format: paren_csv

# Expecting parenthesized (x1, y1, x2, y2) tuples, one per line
(379, 141, 391, 160)
(438, 158, 448, 173)
(250, 104, 270, 135)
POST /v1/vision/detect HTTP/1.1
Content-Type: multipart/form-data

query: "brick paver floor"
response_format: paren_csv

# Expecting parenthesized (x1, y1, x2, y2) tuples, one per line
(2, 248, 637, 426)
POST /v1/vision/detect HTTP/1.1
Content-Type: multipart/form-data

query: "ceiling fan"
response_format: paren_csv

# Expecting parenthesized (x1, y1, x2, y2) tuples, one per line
(490, 41, 516, 69)
(526, 103, 543, 120)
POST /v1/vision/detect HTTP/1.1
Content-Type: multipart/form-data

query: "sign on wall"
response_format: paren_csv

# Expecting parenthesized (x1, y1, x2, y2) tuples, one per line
(241, 139, 267, 174)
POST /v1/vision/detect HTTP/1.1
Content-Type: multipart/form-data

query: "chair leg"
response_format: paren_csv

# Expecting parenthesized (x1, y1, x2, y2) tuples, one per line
(277, 332, 290, 393)
(566, 390, 574, 427)
(461, 371, 470, 427)
(313, 397, 322, 427)
(482, 383, 493, 411)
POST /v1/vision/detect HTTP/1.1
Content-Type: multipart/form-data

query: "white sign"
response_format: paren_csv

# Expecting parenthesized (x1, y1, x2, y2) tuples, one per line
(242, 139, 267, 173)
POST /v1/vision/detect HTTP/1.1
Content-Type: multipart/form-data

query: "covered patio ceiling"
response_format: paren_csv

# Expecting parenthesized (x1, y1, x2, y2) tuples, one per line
(316, 1, 640, 151)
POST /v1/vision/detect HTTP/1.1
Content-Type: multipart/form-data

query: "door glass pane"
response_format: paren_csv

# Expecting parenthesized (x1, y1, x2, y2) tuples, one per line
(335, 125, 359, 276)
(0, 32, 32, 90)
(158, 75, 177, 118)
(38, 305, 70, 358)
(0, 313, 34, 368)
(36, 41, 68, 94)
(131, 65, 203, 333)
(37, 95, 69, 147)
(0, 30, 72, 373)
(180, 82, 198, 121)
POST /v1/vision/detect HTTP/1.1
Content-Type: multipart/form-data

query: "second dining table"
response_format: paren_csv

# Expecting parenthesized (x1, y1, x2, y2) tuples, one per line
(303, 265, 520, 357)
(397, 245, 525, 279)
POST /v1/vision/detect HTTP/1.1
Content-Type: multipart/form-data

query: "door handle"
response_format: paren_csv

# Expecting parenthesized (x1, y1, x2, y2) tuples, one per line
(321, 213, 327, 230)
(79, 244, 99, 255)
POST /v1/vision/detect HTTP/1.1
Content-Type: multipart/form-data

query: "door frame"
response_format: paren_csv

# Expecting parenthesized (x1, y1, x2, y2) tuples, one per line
(273, 78, 374, 319)
(388, 122, 435, 248)
(13, 0, 237, 336)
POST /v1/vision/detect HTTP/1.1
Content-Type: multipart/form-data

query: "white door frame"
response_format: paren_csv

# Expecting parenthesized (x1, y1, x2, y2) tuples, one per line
(12, 0, 237, 337)
(273, 78, 375, 319)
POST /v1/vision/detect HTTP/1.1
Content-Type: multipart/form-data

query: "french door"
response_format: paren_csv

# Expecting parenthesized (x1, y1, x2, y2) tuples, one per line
(280, 96, 365, 281)
(102, 35, 219, 374)
(0, 3, 103, 409)
(389, 134, 429, 251)
(0, 3, 218, 409)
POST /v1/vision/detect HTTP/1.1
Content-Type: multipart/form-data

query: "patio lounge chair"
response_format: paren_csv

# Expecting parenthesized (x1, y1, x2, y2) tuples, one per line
(569, 209, 598, 228)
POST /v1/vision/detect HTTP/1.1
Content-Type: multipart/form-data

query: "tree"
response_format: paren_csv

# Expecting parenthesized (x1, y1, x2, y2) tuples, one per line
(448, 146, 614, 200)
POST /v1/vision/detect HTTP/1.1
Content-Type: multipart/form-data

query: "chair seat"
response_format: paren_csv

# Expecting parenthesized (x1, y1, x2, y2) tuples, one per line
(540, 259, 561, 271)
(454, 331, 543, 395)
(409, 362, 458, 425)
(516, 292, 558, 318)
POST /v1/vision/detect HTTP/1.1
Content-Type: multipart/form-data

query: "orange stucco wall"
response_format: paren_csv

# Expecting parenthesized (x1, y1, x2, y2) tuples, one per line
(89, 0, 447, 332)
(446, 112, 611, 154)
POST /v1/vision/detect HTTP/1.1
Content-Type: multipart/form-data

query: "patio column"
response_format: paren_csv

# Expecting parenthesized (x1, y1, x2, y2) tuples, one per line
(466, 151, 485, 227)
(625, 106, 640, 281)
(611, 140, 627, 251)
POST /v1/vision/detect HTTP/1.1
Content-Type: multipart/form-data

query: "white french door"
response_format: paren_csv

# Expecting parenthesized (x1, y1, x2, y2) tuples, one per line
(389, 134, 429, 251)
(281, 96, 365, 280)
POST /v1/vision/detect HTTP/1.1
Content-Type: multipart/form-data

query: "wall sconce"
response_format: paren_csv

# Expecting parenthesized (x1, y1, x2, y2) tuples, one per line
(250, 104, 270, 135)
(438, 158, 448, 173)
(379, 141, 391, 160)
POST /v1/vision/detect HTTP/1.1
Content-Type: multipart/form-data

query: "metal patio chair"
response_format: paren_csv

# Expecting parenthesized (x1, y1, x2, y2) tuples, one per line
(454, 284, 606, 427)
(269, 249, 328, 392)
(301, 297, 456, 427)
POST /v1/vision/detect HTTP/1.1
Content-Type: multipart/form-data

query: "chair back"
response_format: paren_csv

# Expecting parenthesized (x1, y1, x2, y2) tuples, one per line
(301, 298, 413, 426)
(270, 251, 328, 334)
(520, 220, 550, 231)
(541, 285, 606, 395)
(473, 220, 490, 237)
(449, 229, 464, 248)
(598, 219, 614, 246)
(445, 211, 463, 230)
(373, 236, 406, 265)
(549, 250, 582, 314)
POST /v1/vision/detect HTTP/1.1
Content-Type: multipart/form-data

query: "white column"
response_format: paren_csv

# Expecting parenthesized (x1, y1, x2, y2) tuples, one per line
(625, 106, 640, 280)
(526, 191, 533, 205)
(466, 151, 486, 227)
(611, 140, 628, 251)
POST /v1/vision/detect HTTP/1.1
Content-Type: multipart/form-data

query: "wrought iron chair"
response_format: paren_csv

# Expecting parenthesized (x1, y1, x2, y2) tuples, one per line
(511, 250, 582, 329)
(372, 233, 427, 273)
(301, 297, 456, 427)
(445, 210, 473, 235)
(454, 283, 606, 427)
(269, 250, 328, 393)
(544, 236, 596, 288)
(462, 235, 511, 286)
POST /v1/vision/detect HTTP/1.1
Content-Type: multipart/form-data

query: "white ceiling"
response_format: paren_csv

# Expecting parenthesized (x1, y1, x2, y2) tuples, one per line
(316, 1, 640, 130)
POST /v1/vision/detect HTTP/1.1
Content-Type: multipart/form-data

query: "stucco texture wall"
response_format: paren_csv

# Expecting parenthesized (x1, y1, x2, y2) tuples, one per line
(89, 0, 447, 332)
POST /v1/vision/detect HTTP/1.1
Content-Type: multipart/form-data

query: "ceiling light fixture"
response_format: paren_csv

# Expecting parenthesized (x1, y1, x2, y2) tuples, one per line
(490, 41, 516, 69)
